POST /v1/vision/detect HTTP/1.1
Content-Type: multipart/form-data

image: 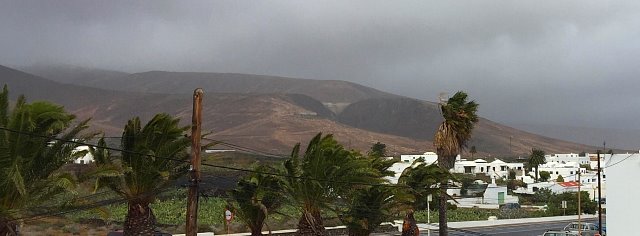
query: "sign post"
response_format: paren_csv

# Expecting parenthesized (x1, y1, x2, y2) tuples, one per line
(225, 208, 234, 234)
(561, 200, 567, 216)
(427, 194, 432, 236)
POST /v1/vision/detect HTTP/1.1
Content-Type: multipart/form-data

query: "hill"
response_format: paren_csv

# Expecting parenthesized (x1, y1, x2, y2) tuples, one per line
(0, 65, 598, 156)
(74, 70, 397, 103)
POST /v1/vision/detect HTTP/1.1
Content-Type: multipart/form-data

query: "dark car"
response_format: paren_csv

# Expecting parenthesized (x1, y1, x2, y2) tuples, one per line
(500, 202, 521, 210)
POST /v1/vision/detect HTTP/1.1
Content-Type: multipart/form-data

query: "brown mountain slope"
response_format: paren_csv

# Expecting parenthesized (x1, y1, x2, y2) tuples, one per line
(84, 71, 397, 103)
(19, 64, 129, 87)
(337, 96, 598, 156)
(0, 65, 598, 156)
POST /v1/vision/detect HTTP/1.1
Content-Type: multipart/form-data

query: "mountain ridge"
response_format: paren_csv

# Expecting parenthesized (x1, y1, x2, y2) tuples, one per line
(1, 64, 599, 156)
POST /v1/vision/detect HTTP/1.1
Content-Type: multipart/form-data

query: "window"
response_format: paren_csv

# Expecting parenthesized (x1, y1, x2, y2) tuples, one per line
(464, 166, 473, 174)
(480, 167, 484, 172)
(570, 171, 573, 175)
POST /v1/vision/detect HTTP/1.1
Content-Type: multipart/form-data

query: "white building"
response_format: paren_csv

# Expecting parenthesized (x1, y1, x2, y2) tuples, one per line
(452, 158, 524, 179)
(605, 153, 640, 235)
(73, 145, 94, 164)
(545, 153, 590, 165)
(514, 181, 581, 195)
(533, 161, 586, 182)
(400, 152, 439, 164)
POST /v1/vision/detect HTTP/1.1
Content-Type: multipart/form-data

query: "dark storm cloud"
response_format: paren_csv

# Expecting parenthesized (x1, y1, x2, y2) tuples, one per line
(2, 0, 640, 130)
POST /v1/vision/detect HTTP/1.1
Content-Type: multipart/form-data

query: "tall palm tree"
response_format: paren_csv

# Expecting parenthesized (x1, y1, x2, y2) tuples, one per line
(229, 165, 284, 236)
(528, 148, 546, 181)
(433, 91, 478, 236)
(282, 133, 378, 236)
(92, 114, 190, 235)
(0, 85, 89, 235)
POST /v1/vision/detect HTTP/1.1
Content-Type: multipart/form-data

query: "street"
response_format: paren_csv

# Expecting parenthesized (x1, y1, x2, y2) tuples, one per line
(425, 218, 605, 236)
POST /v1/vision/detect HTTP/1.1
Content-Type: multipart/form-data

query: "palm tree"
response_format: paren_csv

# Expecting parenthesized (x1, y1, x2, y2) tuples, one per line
(91, 114, 190, 235)
(342, 185, 402, 236)
(398, 162, 453, 211)
(0, 85, 89, 235)
(433, 91, 478, 236)
(469, 146, 477, 158)
(341, 148, 402, 236)
(229, 165, 284, 236)
(282, 133, 378, 236)
(529, 148, 546, 181)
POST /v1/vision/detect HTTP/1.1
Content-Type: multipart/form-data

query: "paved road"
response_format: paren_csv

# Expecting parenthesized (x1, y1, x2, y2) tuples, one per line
(425, 218, 605, 236)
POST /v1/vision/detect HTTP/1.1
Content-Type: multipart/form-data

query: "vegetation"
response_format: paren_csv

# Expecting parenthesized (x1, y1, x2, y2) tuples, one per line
(433, 91, 478, 236)
(539, 171, 551, 182)
(528, 149, 546, 181)
(281, 133, 378, 236)
(339, 143, 403, 236)
(0, 85, 90, 235)
(506, 180, 526, 191)
(228, 165, 284, 236)
(469, 146, 477, 158)
(508, 169, 516, 180)
(399, 163, 453, 210)
(91, 114, 191, 235)
(556, 175, 564, 182)
(545, 191, 597, 215)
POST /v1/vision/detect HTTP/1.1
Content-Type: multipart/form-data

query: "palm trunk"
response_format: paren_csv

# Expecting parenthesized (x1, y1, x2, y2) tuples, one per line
(250, 216, 266, 236)
(401, 210, 419, 236)
(0, 219, 17, 236)
(251, 227, 264, 236)
(535, 166, 539, 182)
(438, 184, 448, 236)
(297, 208, 325, 236)
(124, 201, 156, 236)
(349, 228, 371, 236)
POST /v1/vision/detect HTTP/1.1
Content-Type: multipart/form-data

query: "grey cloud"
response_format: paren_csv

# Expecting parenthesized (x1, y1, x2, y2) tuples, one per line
(1, 0, 640, 130)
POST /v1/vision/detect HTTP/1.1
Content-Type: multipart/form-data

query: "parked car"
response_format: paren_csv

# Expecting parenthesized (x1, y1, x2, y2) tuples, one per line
(541, 230, 578, 236)
(499, 202, 521, 210)
(563, 222, 604, 236)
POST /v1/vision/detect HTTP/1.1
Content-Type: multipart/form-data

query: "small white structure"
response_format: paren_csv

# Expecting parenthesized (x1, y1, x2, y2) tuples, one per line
(73, 146, 94, 164)
(482, 177, 518, 205)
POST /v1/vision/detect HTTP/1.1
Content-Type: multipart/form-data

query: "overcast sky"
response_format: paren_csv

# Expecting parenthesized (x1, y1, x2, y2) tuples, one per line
(2, 1, 640, 130)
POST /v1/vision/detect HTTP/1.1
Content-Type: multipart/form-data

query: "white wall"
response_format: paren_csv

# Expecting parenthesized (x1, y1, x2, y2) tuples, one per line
(607, 153, 640, 235)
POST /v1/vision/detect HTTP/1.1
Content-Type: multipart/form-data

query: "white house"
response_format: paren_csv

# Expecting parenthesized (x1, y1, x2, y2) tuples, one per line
(386, 162, 413, 184)
(400, 152, 439, 164)
(452, 158, 524, 179)
(533, 161, 586, 182)
(545, 153, 590, 165)
(514, 181, 582, 195)
(73, 145, 94, 164)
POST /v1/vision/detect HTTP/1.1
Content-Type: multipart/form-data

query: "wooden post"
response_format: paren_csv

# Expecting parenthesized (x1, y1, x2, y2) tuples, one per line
(186, 88, 204, 236)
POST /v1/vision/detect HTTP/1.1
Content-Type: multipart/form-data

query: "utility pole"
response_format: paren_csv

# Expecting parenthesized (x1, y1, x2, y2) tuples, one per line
(577, 169, 581, 236)
(597, 147, 603, 235)
(186, 88, 204, 236)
